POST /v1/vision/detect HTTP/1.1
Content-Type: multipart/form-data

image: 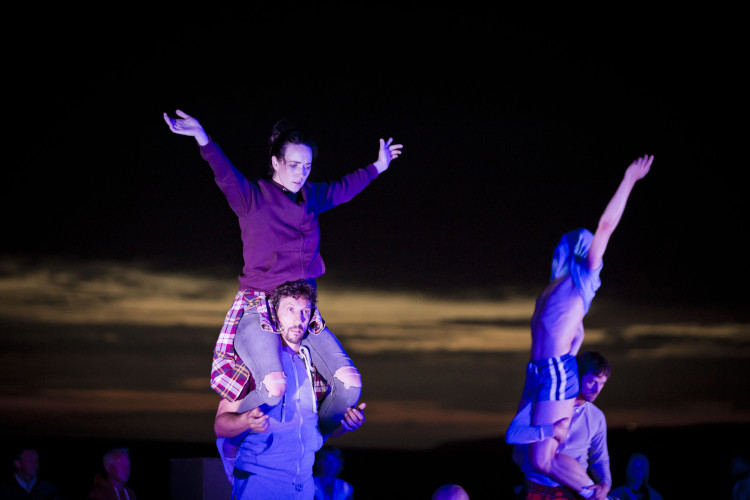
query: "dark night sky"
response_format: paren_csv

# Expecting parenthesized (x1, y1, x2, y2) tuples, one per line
(5, 7, 746, 311)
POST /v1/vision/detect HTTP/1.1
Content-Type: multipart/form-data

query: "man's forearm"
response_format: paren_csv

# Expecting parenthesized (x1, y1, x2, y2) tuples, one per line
(506, 422, 557, 444)
(215, 412, 250, 438)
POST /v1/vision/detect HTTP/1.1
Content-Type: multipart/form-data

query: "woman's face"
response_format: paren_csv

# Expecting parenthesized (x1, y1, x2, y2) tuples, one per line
(272, 143, 313, 193)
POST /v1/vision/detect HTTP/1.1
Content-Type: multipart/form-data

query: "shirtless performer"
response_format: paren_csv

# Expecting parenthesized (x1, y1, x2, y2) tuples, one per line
(521, 154, 653, 499)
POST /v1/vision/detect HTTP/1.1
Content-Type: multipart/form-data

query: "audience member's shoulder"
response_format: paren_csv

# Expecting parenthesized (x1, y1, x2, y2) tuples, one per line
(0, 479, 61, 500)
(88, 484, 109, 500)
(35, 479, 61, 498)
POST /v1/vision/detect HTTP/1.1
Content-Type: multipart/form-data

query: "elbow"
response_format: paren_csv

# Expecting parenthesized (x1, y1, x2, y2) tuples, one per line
(214, 421, 224, 438)
(214, 417, 231, 438)
(528, 442, 556, 475)
(529, 455, 553, 475)
(505, 431, 517, 445)
(596, 218, 616, 235)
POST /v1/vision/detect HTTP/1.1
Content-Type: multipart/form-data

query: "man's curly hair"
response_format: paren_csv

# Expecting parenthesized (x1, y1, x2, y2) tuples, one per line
(271, 279, 317, 312)
(577, 351, 611, 379)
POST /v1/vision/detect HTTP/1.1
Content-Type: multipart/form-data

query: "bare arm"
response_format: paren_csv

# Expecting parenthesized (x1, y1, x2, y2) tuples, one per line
(214, 398, 269, 438)
(587, 155, 653, 270)
(163, 109, 210, 146)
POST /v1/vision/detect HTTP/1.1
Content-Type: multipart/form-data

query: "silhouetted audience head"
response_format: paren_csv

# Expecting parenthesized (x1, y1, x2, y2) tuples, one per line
(102, 448, 131, 487)
(610, 453, 662, 500)
(625, 453, 649, 488)
(313, 446, 354, 500)
(731, 451, 750, 477)
(432, 483, 469, 500)
(88, 447, 137, 500)
(0, 447, 62, 500)
(314, 446, 344, 478)
(730, 451, 750, 500)
(14, 448, 40, 481)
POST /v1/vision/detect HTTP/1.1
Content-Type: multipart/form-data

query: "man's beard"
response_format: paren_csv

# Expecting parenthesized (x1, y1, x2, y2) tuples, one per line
(281, 325, 306, 344)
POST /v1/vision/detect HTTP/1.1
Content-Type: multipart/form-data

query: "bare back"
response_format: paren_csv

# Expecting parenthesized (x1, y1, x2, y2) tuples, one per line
(530, 275, 585, 360)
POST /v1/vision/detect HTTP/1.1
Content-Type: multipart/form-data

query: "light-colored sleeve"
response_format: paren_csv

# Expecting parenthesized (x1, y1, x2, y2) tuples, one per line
(587, 409, 611, 485)
(505, 403, 555, 445)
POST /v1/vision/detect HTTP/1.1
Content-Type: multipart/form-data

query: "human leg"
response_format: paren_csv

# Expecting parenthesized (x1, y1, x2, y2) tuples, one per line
(546, 453, 597, 494)
(529, 398, 575, 473)
(233, 305, 286, 413)
(302, 326, 362, 437)
(527, 355, 579, 474)
(211, 291, 255, 400)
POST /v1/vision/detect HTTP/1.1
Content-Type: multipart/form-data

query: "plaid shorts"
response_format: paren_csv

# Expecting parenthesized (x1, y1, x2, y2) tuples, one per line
(526, 481, 580, 499)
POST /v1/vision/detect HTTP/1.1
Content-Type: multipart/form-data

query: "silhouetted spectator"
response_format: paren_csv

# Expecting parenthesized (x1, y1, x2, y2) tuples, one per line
(0, 447, 63, 500)
(432, 483, 470, 500)
(730, 452, 750, 500)
(87, 448, 137, 500)
(610, 453, 662, 500)
(313, 446, 353, 500)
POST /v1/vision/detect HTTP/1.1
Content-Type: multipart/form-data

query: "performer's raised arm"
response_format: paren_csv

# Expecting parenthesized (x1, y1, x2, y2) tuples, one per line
(163, 109, 209, 146)
(587, 155, 653, 270)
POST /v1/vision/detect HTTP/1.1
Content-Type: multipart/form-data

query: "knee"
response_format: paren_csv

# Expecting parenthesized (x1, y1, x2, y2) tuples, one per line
(333, 366, 362, 390)
(529, 446, 555, 475)
(530, 455, 553, 475)
(261, 371, 287, 403)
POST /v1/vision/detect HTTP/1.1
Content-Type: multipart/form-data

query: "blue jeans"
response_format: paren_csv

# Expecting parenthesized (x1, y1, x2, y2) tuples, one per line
(233, 305, 361, 437)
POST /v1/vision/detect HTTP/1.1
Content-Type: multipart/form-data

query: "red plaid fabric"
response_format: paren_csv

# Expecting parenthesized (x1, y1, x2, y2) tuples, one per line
(210, 289, 327, 401)
(526, 481, 580, 500)
(308, 357, 331, 404)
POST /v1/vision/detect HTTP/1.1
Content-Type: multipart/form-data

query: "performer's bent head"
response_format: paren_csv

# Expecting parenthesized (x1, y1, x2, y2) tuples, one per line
(550, 228, 594, 281)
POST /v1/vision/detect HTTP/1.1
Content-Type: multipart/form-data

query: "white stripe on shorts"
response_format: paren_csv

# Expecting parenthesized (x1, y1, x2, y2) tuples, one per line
(546, 356, 566, 400)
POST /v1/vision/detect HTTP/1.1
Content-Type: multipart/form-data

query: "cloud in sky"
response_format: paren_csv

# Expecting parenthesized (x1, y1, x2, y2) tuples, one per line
(2, 257, 746, 356)
(1, 257, 748, 449)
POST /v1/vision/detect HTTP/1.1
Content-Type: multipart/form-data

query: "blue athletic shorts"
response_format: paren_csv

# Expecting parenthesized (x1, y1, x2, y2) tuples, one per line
(522, 353, 579, 402)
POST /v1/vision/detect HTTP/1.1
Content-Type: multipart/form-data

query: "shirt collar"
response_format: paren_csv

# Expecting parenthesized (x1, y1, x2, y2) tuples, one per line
(268, 178, 306, 202)
(15, 473, 37, 492)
